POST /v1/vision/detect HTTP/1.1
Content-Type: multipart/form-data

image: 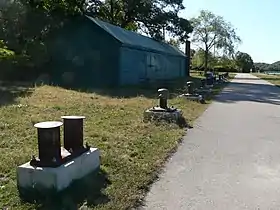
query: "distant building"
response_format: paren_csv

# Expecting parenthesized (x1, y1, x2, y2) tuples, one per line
(47, 16, 188, 88)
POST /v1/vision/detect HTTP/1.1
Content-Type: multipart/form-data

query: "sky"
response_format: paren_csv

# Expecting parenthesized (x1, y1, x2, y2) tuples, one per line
(180, 0, 280, 64)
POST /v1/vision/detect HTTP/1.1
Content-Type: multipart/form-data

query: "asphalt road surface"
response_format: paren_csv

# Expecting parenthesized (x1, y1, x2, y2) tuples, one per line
(141, 73, 280, 210)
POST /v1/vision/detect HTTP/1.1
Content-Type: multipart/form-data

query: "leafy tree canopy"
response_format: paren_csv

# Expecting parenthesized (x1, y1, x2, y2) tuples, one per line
(190, 10, 241, 71)
(254, 61, 280, 72)
(91, 0, 193, 41)
(167, 38, 181, 48)
(235, 51, 254, 73)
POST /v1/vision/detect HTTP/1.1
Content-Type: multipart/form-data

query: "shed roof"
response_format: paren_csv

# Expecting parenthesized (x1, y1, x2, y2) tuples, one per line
(86, 16, 186, 57)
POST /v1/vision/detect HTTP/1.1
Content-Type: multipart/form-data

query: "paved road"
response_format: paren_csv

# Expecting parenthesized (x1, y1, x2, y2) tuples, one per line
(141, 73, 280, 210)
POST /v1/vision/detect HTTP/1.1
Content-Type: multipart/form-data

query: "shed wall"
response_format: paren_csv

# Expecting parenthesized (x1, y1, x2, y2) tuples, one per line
(119, 47, 186, 85)
(49, 19, 120, 88)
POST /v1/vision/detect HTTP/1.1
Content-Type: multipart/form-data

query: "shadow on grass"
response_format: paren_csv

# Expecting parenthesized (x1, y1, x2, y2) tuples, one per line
(0, 81, 33, 106)
(19, 168, 111, 210)
(60, 76, 204, 99)
(215, 81, 280, 105)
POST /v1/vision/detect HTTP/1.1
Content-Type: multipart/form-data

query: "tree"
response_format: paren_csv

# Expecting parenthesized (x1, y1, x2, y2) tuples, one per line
(0, 0, 85, 79)
(191, 48, 217, 69)
(216, 55, 237, 69)
(2, 0, 192, 53)
(190, 10, 241, 72)
(0, 40, 15, 59)
(91, 0, 193, 41)
(167, 38, 180, 48)
(235, 51, 254, 73)
(1, 0, 193, 81)
(190, 49, 196, 58)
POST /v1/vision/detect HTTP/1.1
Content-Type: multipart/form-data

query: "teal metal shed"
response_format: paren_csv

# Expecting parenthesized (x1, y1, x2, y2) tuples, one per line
(48, 16, 188, 88)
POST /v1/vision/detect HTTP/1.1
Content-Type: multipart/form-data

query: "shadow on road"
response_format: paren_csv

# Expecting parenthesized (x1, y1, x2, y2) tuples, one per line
(215, 81, 280, 106)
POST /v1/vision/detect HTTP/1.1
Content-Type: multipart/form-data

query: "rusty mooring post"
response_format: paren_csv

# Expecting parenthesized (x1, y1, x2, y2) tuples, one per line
(61, 116, 85, 153)
(186, 81, 194, 94)
(34, 121, 63, 166)
(158, 88, 169, 109)
(201, 79, 206, 88)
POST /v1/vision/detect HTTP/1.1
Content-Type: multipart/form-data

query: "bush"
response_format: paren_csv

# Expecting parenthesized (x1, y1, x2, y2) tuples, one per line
(0, 39, 50, 82)
(213, 66, 238, 73)
(0, 53, 41, 81)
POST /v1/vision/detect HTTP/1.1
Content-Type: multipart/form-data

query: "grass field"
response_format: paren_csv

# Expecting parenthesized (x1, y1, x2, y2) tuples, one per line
(0, 72, 233, 210)
(254, 73, 280, 86)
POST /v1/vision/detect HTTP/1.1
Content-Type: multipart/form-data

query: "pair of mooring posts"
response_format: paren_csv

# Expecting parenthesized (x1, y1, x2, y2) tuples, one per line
(31, 116, 90, 167)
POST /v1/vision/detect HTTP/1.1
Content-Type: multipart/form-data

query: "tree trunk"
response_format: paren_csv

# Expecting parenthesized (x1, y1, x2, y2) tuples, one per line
(110, 0, 114, 23)
(204, 48, 208, 74)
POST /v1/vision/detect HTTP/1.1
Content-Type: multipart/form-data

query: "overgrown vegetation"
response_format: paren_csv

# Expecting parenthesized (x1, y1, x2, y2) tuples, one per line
(1, 0, 246, 82)
(191, 48, 254, 73)
(190, 10, 241, 72)
(0, 72, 234, 210)
(0, 0, 194, 82)
(254, 61, 280, 72)
(186, 10, 257, 74)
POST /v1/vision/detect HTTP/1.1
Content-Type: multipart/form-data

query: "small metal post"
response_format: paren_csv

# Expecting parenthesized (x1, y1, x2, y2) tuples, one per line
(34, 121, 63, 165)
(158, 88, 169, 109)
(206, 75, 213, 85)
(61, 116, 85, 153)
(186, 81, 194, 94)
(201, 79, 206, 88)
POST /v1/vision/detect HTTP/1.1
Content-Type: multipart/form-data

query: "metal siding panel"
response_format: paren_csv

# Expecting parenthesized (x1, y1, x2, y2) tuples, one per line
(119, 47, 146, 85)
(182, 57, 187, 77)
(167, 57, 176, 78)
(146, 53, 167, 79)
(86, 23, 120, 87)
(119, 48, 186, 85)
(49, 20, 120, 88)
(146, 53, 184, 80)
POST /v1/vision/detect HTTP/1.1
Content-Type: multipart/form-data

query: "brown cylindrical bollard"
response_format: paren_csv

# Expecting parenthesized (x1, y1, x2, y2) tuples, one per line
(34, 121, 63, 165)
(61, 116, 85, 153)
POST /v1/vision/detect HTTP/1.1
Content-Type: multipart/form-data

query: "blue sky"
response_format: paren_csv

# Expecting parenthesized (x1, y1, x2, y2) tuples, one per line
(180, 0, 279, 64)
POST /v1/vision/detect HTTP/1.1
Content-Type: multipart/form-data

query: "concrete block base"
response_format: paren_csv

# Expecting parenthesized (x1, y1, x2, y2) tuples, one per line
(17, 147, 100, 196)
(143, 109, 183, 125)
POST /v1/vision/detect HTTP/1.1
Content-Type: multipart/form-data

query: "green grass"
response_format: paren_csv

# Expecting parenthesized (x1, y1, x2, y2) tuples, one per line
(0, 72, 234, 210)
(254, 73, 280, 86)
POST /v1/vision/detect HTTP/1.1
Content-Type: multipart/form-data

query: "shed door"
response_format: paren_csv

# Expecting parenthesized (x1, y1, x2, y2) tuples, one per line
(119, 48, 147, 85)
(146, 53, 166, 80)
